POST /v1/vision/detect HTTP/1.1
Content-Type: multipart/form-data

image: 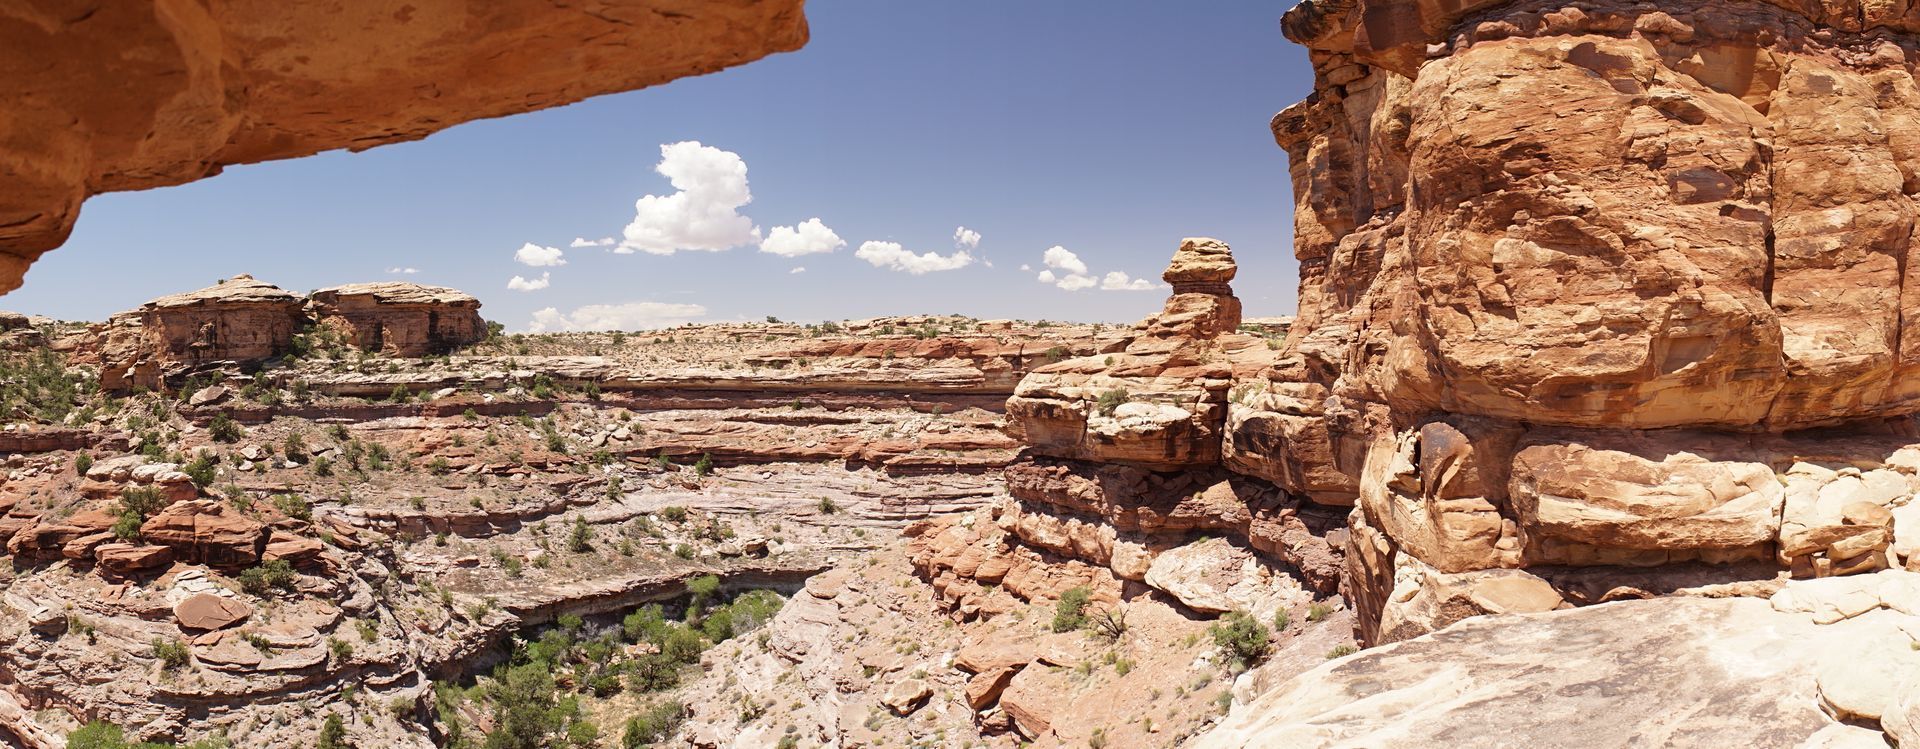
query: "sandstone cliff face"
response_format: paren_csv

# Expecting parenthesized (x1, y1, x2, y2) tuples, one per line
(99, 275, 305, 391)
(308, 282, 485, 356)
(0, 0, 808, 295)
(1253, 0, 1920, 646)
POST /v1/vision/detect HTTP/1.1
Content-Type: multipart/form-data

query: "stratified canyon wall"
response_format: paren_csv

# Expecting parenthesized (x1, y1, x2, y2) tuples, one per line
(0, 0, 808, 294)
(1260, 0, 1920, 644)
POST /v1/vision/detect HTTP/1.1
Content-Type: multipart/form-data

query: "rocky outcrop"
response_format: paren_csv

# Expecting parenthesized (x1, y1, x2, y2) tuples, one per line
(98, 275, 305, 391)
(926, 240, 1348, 635)
(0, 0, 808, 295)
(1007, 238, 1249, 469)
(309, 282, 485, 356)
(1254, 0, 1920, 644)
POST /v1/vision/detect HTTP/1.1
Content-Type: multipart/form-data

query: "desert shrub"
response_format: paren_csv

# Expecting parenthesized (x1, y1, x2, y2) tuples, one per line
(1094, 388, 1130, 416)
(182, 454, 217, 487)
(1051, 586, 1092, 633)
(207, 413, 243, 442)
(271, 493, 312, 521)
(317, 714, 347, 749)
(566, 517, 593, 553)
(152, 638, 190, 670)
(620, 701, 685, 748)
(693, 453, 713, 477)
(238, 559, 297, 596)
(1210, 611, 1271, 668)
(73, 453, 93, 476)
(1307, 602, 1332, 622)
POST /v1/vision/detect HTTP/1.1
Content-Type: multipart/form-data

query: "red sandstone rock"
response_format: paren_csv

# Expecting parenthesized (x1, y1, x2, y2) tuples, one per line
(99, 276, 306, 391)
(0, 1, 809, 294)
(308, 282, 485, 356)
(173, 593, 251, 631)
(94, 543, 175, 576)
(140, 500, 267, 566)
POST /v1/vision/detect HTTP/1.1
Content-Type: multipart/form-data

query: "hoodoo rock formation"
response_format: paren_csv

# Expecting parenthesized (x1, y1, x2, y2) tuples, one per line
(309, 282, 485, 356)
(1247, 0, 1920, 647)
(918, 239, 1350, 644)
(0, 0, 808, 295)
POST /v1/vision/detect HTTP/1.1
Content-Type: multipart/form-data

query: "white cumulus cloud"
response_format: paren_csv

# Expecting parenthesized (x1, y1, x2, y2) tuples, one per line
(617, 141, 761, 255)
(790, 267, 807, 274)
(507, 272, 551, 292)
(1100, 271, 1156, 291)
(527, 302, 708, 333)
(1042, 246, 1088, 275)
(854, 241, 975, 275)
(514, 243, 567, 267)
(570, 237, 614, 248)
(386, 266, 419, 275)
(1034, 245, 1158, 292)
(954, 226, 981, 249)
(759, 218, 845, 257)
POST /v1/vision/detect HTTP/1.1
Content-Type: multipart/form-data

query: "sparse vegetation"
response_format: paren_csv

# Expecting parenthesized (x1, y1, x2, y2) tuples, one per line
(1210, 611, 1271, 668)
(1052, 586, 1093, 633)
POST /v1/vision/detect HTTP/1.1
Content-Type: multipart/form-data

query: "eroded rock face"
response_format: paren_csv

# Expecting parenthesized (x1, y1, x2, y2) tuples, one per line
(309, 282, 485, 356)
(0, 0, 809, 294)
(98, 275, 305, 391)
(1259, 0, 1920, 643)
(1006, 238, 1254, 470)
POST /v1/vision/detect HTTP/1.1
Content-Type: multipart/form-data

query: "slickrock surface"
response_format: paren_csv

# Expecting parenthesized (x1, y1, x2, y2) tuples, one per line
(0, 0, 809, 294)
(1196, 570, 1920, 749)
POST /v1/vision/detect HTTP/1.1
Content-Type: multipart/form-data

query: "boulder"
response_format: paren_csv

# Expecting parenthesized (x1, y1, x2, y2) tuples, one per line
(94, 543, 175, 576)
(881, 678, 931, 716)
(174, 593, 252, 631)
(140, 500, 267, 566)
(966, 667, 1018, 711)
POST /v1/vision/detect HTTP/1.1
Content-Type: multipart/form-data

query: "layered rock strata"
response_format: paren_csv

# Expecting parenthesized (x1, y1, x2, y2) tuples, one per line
(0, 0, 809, 294)
(98, 275, 305, 392)
(917, 240, 1348, 659)
(1259, 0, 1920, 644)
(308, 282, 485, 356)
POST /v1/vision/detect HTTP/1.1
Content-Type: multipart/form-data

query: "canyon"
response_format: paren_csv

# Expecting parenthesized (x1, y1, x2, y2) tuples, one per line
(3, 0, 1920, 747)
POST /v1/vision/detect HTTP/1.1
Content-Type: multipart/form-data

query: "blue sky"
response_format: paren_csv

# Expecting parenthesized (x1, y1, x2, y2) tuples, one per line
(7, 2, 1315, 331)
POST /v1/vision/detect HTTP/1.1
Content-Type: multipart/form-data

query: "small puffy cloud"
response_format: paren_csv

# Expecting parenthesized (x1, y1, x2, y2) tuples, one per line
(1020, 264, 1032, 272)
(854, 241, 975, 274)
(789, 267, 807, 274)
(618, 141, 761, 255)
(527, 301, 708, 333)
(1100, 271, 1156, 291)
(507, 272, 551, 292)
(386, 266, 419, 275)
(1035, 245, 1157, 292)
(759, 218, 845, 257)
(1042, 246, 1088, 275)
(954, 226, 981, 249)
(570, 237, 614, 248)
(514, 243, 567, 267)
(1055, 273, 1098, 291)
